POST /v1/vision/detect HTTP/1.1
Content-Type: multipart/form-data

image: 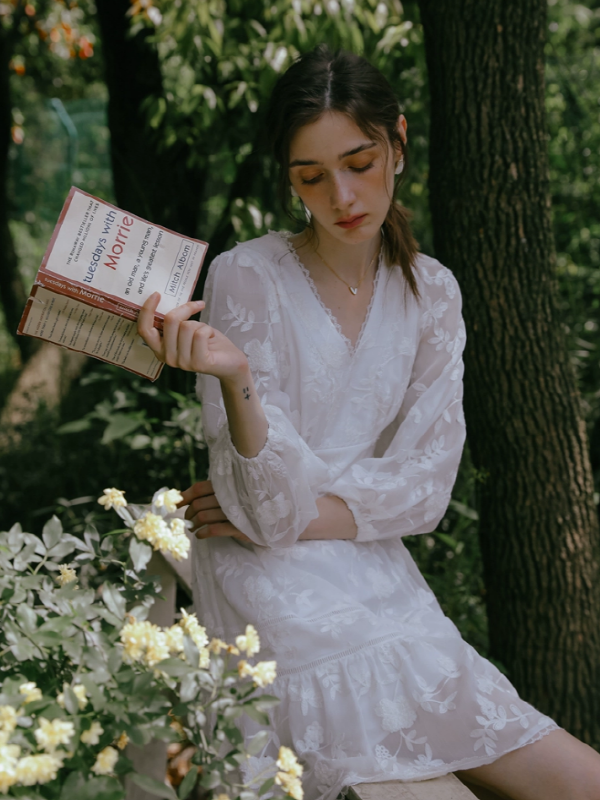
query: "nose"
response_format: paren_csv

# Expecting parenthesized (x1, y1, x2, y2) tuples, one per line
(329, 171, 356, 210)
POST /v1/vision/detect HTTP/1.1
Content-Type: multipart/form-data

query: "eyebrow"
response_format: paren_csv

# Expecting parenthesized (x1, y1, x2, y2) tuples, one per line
(289, 141, 377, 168)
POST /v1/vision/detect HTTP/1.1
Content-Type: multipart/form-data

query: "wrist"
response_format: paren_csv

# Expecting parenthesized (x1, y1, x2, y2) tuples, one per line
(219, 358, 251, 391)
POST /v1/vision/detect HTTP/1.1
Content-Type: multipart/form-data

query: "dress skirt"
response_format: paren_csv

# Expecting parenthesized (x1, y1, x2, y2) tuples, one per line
(191, 534, 559, 800)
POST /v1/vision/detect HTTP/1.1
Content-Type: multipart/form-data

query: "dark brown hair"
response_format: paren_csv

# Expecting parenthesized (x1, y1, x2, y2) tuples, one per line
(264, 44, 421, 302)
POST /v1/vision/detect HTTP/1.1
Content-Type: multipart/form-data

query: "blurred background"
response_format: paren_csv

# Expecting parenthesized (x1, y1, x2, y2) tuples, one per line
(0, 0, 599, 667)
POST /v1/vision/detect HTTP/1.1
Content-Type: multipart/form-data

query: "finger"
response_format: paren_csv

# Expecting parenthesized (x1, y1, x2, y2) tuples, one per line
(179, 480, 215, 507)
(195, 522, 252, 543)
(137, 292, 164, 355)
(191, 324, 214, 369)
(176, 321, 200, 370)
(184, 494, 222, 521)
(163, 301, 205, 367)
(189, 508, 229, 528)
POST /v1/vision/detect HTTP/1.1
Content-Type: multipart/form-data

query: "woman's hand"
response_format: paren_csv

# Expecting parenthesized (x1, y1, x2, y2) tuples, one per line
(137, 292, 249, 379)
(179, 480, 254, 544)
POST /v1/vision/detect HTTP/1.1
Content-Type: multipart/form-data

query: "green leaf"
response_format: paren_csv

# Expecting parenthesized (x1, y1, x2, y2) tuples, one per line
(16, 604, 37, 634)
(129, 538, 152, 573)
(102, 584, 126, 620)
(63, 685, 79, 715)
(259, 777, 276, 795)
(153, 658, 194, 677)
(42, 516, 63, 550)
(130, 773, 178, 800)
(183, 634, 199, 668)
(434, 532, 459, 551)
(253, 695, 280, 712)
(56, 417, 93, 434)
(246, 730, 269, 755)
(101, 414, 145, 444)
(448, 499, 480, 521)
(80, 675, 106, 710)
(178, 766, 198, 800)
(243, 705, 269, 725)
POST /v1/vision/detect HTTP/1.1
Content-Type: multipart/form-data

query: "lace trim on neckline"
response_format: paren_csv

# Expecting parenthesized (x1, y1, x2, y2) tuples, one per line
(269, 229, 383, 356)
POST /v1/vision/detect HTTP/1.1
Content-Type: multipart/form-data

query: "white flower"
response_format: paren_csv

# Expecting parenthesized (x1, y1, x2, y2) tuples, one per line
(56, 564, 77, 586)
(154, 488, 183, 513)
(147, 5, 162, 24)
(0, 707, 17, 735)
(235, 624, 260, 657)
(276, 746, 303, 778)
(375, 697, 417, 732)
(0, 743, 20, 793)
(97, 488, 126, 510)
(19, 683, 42, 704)
(120, 620, 169, 667)
(80, 721, 104, 746)
(34, 718, 74, 753)
(91, 746, 118, 775)
(15, 754, 63, 785)
(133, 513, 190, 561)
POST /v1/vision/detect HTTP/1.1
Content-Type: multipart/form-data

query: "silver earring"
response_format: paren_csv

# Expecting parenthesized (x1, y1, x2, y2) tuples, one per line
(395, 158, 404, 175)
(290, 186, 299, 197)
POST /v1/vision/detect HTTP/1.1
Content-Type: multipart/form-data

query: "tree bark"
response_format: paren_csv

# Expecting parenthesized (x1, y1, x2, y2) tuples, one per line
(418, 0, 600, 745)
(94, 0, 207, 238)
(0, 21, 30, 359)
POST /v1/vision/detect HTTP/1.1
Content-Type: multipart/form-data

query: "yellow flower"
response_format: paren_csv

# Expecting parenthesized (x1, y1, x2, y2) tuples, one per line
(199, 647, 210, 669)
(134, 512, 168, 544)
(155, 489, 183, 513)
(237, 660, 253, 680)
(80, 721, 104, 746)
(275, 771, 303, 800)
(179, 609, 209, 655)
(116, 732, 129, 750)
(277, 746, 303, 778)
(208, 638, 239, 655)
(57, 684, 87, 710)
(34, 717, 74, 753)
(133, 514, 189, 561)
(0, 743, 20, 793)
(0, 707, 17, 735)
(97, 488, 126, 510)
(164, 625, 184, 654)
(120, 620, 169, 667)
(170, 719, 185, 739)
(15, 754, 63, 786)
(19, 683, 42, 704)
(250, 661, 277, 688)
(57, 564, 77, 586)
(91, 746, 119, 775)
(236, 624, 260, 657)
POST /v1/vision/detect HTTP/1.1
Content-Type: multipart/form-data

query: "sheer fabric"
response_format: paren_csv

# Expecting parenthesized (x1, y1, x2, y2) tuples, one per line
(192, 231, 558, 800)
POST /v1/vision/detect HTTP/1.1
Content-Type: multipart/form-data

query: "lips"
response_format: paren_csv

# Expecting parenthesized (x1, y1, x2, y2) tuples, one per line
(335, 214, 367, 229)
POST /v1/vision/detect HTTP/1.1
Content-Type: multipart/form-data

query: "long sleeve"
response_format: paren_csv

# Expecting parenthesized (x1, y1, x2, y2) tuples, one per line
(196, 246, 330, 549)
(327, 262, 467, 542)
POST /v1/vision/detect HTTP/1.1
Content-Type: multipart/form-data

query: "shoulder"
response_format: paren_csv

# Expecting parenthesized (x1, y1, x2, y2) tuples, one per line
(412, 252, 462, 309)
(205, 232, 287, 290)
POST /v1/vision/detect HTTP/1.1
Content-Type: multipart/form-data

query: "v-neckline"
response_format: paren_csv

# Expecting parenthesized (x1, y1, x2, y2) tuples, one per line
(271, 229, 383, 357)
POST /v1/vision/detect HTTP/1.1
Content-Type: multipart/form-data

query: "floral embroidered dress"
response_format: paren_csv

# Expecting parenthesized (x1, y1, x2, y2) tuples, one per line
(192, 230, 559, 800)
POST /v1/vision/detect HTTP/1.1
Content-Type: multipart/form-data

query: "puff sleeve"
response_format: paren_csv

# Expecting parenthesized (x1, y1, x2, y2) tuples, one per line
(195, 247, 331, 549)
(326, 263, 467, 542)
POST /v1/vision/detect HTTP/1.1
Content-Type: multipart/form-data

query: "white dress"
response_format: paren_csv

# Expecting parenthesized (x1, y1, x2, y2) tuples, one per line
(191, 230, 559, 800)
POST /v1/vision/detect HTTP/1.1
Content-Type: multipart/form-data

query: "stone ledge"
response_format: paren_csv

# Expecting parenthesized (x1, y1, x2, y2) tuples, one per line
(347, 773, 478, 800)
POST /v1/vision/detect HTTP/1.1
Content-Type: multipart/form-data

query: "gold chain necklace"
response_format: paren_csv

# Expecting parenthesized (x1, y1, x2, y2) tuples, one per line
(313, 245, 380, 295)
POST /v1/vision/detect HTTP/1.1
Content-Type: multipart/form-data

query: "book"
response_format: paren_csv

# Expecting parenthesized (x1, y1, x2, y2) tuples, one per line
(17, 187, 209, 381)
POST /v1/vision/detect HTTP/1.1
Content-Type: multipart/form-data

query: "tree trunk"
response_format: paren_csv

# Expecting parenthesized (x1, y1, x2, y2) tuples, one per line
(0, 24, 30, 359)
(95, 0, 207, 238)
(418, 0, 600, 746)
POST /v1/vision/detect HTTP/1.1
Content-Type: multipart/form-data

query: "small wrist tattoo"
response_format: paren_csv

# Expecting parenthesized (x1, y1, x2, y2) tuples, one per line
(243, 387, 250, 400)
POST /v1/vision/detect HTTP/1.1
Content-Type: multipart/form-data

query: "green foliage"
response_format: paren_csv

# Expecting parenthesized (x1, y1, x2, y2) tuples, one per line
(0, 499, 294, 799)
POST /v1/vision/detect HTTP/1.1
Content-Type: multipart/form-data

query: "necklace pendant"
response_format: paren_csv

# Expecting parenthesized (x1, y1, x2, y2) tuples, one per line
(349, 286, 358, 295)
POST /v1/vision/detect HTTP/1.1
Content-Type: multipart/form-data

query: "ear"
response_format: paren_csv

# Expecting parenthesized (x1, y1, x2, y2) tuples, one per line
(396, 114, 408, 147)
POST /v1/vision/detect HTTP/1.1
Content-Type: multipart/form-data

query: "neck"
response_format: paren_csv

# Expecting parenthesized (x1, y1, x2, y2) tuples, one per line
(297, 222, 382, 283)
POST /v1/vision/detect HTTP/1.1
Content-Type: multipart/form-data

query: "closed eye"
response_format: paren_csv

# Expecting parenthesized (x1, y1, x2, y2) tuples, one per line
(300, 162, 375, 185)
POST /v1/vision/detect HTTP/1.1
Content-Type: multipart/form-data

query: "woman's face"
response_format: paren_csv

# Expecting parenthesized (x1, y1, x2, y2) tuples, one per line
(288, 110, 406, 245)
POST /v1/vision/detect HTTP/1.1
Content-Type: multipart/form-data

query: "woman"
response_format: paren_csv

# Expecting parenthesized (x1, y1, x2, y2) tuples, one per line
(138, 45, 600, 800)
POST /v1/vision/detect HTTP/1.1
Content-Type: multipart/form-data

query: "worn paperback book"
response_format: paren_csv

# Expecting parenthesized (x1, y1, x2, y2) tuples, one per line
(18, 186, 208, 380)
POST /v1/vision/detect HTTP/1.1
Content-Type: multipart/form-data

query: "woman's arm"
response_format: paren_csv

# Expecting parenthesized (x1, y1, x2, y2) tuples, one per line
(137, 292, 268, 459)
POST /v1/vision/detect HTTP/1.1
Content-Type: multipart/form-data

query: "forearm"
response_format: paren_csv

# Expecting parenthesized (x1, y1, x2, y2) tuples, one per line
(297, 495, 358, 541)
(220, 364, 268, 459)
